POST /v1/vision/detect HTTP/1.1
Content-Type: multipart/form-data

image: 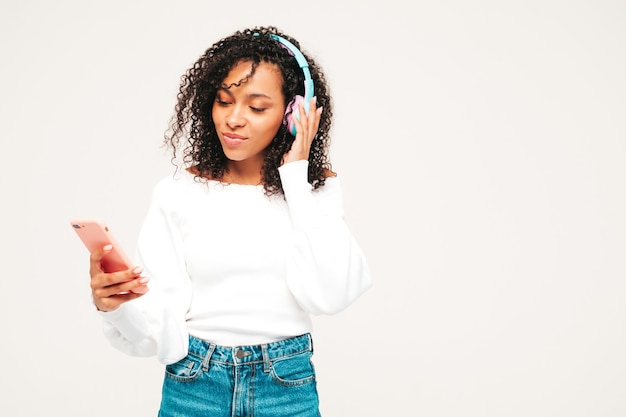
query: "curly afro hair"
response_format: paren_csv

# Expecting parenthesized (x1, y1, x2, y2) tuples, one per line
(164, 25, 334, 196)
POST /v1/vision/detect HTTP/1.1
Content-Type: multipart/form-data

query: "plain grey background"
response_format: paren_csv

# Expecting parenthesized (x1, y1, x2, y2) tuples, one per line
(1, 0, 625, 416)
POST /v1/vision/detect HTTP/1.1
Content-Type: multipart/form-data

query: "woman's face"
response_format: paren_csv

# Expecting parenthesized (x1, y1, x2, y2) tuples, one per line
(212, 60, 286, 166)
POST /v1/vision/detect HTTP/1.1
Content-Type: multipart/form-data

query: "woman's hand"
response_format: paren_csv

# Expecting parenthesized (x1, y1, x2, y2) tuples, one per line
(90, 245, 149, 312)
(282, 96, 323, 165)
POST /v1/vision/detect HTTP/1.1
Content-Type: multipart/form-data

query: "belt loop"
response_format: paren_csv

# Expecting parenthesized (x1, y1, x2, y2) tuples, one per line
(201, 343, 216, 371)
(261, 344, 271, 373)
(308, 333, 314, 353)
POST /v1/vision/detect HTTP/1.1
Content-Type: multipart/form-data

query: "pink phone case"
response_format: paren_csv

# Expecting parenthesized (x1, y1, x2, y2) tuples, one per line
(70, 218, 133, 273)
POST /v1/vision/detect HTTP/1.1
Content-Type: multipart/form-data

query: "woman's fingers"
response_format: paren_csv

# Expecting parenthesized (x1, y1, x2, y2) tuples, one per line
(89, 244, 112, 275)
(296, 96, 321, 139)
(282, 97, 322, 164)
(89, 245, 150, 312)
(91, 270, 150, 311)
(93, 291, 145, 312)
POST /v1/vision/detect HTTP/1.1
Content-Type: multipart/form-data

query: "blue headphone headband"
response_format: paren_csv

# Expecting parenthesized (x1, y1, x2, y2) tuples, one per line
(265, 34, 314, 107)
(254, 32, 315, 135)
(268, 34, 312, 76)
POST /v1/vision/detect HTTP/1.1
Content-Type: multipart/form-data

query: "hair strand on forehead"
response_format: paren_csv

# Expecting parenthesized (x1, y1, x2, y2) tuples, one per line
(220, 61, 258, 91)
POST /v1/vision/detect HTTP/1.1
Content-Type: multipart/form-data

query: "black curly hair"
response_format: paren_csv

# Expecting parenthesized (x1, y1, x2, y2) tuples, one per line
(164, 25, 334, 196)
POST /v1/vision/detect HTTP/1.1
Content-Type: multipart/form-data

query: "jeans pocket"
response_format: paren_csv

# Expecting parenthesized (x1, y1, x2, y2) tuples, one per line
(269, 351, 316, 387)
(164, 353, 204, 382)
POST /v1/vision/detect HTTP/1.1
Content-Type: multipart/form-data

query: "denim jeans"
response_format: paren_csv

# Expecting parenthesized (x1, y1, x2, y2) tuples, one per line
(159, 334, 321, 417)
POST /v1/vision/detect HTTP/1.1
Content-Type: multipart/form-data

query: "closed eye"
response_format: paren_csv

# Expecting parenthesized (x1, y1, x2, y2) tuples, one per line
(249, 106, 266, 113)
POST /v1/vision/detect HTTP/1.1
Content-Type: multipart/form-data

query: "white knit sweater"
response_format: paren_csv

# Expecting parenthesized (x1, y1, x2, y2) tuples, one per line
(99, 160, 372, 364)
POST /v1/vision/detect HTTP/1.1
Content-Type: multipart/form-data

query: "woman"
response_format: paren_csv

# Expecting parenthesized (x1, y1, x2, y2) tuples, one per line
(89, 25, 371, 416)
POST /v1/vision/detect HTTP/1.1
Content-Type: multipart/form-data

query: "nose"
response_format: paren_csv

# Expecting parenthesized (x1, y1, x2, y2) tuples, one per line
(226, 105, 246, 129)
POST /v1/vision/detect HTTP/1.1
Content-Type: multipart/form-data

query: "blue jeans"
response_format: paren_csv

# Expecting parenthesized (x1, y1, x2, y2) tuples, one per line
(159, 334, 321, 416)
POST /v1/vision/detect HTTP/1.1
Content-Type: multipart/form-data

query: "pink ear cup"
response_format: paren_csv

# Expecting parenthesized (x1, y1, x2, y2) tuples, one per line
(285, 95, 304, 136)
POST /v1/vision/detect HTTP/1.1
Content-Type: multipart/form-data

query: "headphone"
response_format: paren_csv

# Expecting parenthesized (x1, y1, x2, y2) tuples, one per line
(266, 34, 315, 136)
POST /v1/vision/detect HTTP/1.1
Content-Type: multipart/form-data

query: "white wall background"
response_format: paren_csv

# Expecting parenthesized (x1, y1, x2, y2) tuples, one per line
(1, 1, 625, 416)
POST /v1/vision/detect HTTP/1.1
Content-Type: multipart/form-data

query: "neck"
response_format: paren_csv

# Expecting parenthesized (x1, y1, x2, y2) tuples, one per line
(225, 161, 263, 185)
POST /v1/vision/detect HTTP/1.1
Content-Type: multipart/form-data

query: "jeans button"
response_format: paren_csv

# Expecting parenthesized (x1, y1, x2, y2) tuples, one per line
(236, 349, 245, 359)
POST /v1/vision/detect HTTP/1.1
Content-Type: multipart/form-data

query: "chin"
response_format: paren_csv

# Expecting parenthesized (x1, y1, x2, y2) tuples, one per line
(222, 151, 245, 162)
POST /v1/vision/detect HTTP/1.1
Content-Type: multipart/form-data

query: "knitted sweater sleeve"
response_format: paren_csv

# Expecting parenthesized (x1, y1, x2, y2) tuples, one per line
(279, 160, 372, 315)
(98, 179, 191, 365)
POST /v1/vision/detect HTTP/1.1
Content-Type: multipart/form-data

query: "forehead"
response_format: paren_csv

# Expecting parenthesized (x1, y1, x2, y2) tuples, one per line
(221, 60, 284, 94)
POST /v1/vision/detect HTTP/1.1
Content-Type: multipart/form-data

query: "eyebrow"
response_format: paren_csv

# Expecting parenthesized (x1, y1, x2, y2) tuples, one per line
(248, 93, 272, 100)
(217, 89, 273, 100)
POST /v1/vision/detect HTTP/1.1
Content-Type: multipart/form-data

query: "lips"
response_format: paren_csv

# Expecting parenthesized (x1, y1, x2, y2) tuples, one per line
(222, 132, 247, 147)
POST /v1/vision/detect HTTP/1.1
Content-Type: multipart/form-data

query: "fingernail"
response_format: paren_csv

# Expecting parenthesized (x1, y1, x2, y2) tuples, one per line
(133, 266, 143, 275)
(139, 276, 150, 284)
(103, 244, 113, 251)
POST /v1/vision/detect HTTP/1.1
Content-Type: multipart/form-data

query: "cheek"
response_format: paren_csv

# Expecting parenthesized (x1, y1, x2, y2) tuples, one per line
(262, 111, 285, 136)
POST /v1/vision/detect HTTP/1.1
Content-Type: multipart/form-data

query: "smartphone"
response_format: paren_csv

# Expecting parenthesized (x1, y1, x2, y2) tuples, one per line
(70, 218, 133, 273)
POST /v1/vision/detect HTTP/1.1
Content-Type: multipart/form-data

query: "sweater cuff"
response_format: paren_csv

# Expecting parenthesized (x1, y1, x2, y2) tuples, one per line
(97, 304, 127, 320)
(278, 160, 317, 228)
(97, 303, 149, 343)
(278, 160, 310, 193)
